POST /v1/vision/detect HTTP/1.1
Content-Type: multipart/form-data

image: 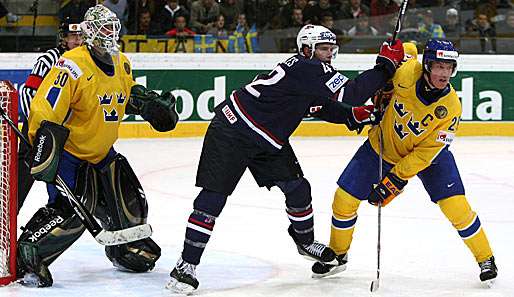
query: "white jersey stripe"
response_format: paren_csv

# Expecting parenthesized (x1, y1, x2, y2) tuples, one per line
(229, 92, 283, 150)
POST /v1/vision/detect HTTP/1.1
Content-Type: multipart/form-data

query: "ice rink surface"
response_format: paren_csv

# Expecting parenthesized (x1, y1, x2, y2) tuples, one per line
(4, 136, 514, 297)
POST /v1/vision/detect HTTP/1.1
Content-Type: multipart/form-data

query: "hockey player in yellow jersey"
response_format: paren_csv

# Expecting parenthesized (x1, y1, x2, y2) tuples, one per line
(311, 39, 497, 286)
(17, 4, 178, 287)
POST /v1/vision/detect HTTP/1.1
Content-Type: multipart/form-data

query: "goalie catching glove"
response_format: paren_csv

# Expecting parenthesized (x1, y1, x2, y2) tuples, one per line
(127, 85, 179, 132)
(368, 172, 407, 207)
(30, 120, 70, 183)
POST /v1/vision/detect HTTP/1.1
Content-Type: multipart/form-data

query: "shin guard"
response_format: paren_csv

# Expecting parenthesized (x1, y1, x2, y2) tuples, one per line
(330, 187, 361, 255)
(438, 195, 493, 263)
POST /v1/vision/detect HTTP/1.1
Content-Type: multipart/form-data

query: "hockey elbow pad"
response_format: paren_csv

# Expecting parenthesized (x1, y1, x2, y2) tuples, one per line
(30, 120, 70, 183)
(368, 172, 407, 207)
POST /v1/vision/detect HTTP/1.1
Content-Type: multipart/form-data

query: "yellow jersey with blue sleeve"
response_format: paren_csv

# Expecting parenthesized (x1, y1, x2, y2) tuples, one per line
(28, 45, 135, 164)
(368, 58, 461, 180)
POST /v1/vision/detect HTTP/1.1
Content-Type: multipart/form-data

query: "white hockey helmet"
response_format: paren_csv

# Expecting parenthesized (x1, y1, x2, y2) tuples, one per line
(80, 4, 121, 55)
(296, 24, 338, 59)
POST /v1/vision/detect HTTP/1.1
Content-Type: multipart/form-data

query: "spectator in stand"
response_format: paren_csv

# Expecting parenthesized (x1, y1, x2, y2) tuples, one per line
(207, 14, 229, 37)
(157, 0, 190, 34)
(337, 0, 369, 20)
(189, 0, 220, 34)
(466, 12, 497, 53)
(135, 8, 161, 35)
(418, 9, 445, 39)
(304, 0, 338, 24)
(320, 12, 344, 34)
(369, 0, 399, 32)
(103, 0, 129, 35)
(127, 0, 158, 34)
(442, 8, 462, 38)
(281, 0, 309, 27)
(476, 0, 498, 22)
(347, 14, 379, 36)
(166, 15, 196, 36)
(220, 0, 240, 31)
(58, 0, 92, 23)
(286, 8, 305, 28)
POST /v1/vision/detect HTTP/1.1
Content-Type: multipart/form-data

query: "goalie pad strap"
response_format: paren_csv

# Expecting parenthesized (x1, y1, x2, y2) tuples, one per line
(30, 120, 70, 183)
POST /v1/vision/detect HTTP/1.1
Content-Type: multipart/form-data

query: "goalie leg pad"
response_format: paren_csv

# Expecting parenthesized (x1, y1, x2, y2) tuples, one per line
(330, 187, 361, 255)
(18, 162, 98, 272)
(30, 120, 70, 183)
(277, 178, 314, 244)
(96, 153, 161, 270)
(438, 195, 493, 263)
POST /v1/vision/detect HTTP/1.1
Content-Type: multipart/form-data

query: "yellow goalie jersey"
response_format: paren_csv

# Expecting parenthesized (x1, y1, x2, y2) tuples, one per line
(368, 58, 461, 180)
(28, 45, 135, 164)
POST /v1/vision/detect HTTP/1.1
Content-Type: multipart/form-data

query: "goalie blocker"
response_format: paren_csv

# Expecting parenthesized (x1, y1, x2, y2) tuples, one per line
(17, 153, 161, 287)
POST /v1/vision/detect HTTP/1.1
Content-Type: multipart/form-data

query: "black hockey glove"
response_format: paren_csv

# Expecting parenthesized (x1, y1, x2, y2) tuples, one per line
(345, 105, 382, 133)
(30, 120, 70, 183)
(127, 85, 179, 132)
(368, 172, 407, 207)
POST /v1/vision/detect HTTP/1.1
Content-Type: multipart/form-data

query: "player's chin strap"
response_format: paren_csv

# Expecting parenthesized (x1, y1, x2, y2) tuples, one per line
(0, 106, 152, 246)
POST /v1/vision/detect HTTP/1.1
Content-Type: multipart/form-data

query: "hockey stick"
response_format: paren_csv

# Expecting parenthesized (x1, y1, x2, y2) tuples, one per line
(0, 107, 152, 246)
(370, 0, 409, 292)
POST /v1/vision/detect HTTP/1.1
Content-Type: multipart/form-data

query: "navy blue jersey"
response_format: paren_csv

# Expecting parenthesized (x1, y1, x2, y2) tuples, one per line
(215, 54, 390, 150)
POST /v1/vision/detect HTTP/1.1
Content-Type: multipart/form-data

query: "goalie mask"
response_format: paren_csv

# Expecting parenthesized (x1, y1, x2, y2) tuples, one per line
(296, 24, 339, 61)
(80, 4, 121, 56)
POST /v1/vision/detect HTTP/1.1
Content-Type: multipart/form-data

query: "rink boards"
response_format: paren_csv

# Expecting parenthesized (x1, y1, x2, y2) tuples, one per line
(1, 53, 513, 137)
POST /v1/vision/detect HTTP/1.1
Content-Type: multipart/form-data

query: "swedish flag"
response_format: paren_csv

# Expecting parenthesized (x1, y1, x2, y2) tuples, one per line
(194, 35, 216, 53)
(228, 24, 260, 53)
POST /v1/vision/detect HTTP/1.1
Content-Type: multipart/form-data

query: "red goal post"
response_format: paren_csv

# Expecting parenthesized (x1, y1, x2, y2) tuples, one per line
(0, 80, 17, 286)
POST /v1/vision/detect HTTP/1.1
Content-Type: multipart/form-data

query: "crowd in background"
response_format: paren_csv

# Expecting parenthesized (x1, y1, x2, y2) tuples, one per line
(1, 0, 514, 53)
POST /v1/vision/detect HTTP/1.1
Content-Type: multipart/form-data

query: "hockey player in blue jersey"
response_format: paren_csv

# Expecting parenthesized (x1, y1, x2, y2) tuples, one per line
(165, 24, 405, 294)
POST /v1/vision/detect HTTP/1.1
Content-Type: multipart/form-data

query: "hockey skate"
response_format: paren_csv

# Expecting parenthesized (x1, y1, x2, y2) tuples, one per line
(165, 258, 199, 295)
(479, 256, 497, 287)
(287, 225, 337, 264)
(311, 253, 348, 278)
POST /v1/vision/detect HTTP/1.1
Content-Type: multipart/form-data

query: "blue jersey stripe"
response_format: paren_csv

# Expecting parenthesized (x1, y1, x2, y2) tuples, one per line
(458, 216, 481, 239)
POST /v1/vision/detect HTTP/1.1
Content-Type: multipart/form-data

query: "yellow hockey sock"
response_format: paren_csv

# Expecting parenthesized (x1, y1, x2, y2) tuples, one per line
(438, 195, 493, 263)
(329, 187, 361, 255)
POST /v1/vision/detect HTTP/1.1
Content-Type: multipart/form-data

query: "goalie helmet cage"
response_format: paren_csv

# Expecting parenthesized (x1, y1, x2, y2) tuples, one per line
(0, 80, 17, 286)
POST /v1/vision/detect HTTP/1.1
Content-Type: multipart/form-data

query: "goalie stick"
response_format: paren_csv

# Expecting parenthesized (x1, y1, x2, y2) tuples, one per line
(0, 105, 152, 246)
(370, 0, 409, 292)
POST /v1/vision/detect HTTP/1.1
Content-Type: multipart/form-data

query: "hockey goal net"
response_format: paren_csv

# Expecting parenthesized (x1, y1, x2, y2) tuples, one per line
(0, 80, 17, 286)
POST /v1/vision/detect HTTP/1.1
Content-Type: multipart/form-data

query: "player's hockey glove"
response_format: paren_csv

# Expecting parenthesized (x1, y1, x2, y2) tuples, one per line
(372, 81, 394, 110)
(376, 39, 404, 78)
(29, 120, 70, 183)
(127, 85, 179, 132)
(368, 172, 407, 207)
(346, 105, 382, 133)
